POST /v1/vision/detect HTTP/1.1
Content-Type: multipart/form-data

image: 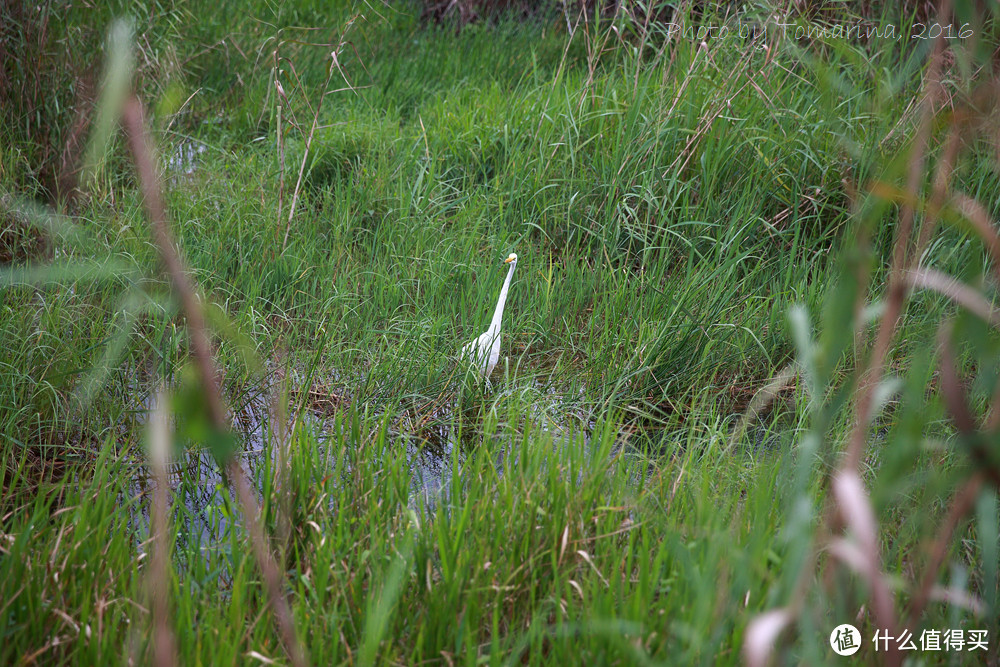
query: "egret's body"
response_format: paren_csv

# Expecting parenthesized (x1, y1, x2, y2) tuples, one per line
(463, 253, 517, 380)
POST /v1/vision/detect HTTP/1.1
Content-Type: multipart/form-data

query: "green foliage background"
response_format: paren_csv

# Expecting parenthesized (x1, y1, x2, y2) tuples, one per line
(1, 1, 998, 664)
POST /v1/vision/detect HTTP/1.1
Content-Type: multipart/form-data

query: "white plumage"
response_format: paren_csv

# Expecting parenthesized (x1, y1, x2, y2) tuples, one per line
(462, 253, 518, 380)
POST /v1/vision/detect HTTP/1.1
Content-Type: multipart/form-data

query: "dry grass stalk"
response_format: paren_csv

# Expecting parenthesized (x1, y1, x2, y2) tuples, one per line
(937, 326, 1000, 488)
(277, 17, 359, 252)
(831, 470, 898, 653)
(739, 3, 1000, 664)
(906, 472, 986, 630)
(844, 0, 952, 472)
(148, 387, 178, 667)
(121, 96, 307, 667)
(905, 268, 1000, 328)
(725, 363, 795, 454)
(743, 608, 793, 667)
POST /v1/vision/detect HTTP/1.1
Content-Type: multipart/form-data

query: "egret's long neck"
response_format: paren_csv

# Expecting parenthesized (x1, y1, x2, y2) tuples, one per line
(489, 263, 515, 331)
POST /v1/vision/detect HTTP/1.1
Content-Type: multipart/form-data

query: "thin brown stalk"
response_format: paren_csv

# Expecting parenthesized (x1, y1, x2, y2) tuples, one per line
(743, 608, 793, 667)
(844, 0, 952, 472)
(56, 77, 94, 210)
(937, 325, 1000, 488)
(725, 363, 795, 454)
(952, 192, 1000, 286)
(662, 44, 754, 178)
(913, 124, 962, 257)
(279, 19, 359, 252)
(954, 189, 1000, 428)
(122, 97, 226, 424)
(905, 268, 1000, 328)
(831, 470, 899, 664)
(276, 102, 286, 231)
(906, 472, 985, 629)
(631, 1, 653, 94)
(822, 11, 952, 656)
(149, 387, 177, 667)
(122, 96, 307, 667)
(272, 373, 292, 554)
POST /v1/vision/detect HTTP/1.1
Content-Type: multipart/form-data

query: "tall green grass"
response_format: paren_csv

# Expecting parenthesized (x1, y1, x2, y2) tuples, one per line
(2, 1, 999, 664)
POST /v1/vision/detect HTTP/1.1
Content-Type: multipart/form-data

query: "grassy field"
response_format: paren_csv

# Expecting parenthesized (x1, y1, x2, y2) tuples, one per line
(2, 1, 999, 664)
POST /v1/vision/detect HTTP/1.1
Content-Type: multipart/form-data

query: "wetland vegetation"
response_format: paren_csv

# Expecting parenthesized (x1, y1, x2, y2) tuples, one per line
(1, 1, 999, 664)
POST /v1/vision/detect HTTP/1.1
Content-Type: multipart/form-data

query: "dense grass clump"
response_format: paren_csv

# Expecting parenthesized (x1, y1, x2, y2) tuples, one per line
(2, 1, 1000, 664)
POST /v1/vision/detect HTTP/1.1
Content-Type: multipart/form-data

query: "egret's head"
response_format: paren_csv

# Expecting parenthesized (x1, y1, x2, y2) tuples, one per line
(505, 253, 518, 265)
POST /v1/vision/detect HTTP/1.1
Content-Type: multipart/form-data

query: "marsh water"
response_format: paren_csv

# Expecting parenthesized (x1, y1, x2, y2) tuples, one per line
(123, 355, 793, 578)
(125, 372, 609, 564)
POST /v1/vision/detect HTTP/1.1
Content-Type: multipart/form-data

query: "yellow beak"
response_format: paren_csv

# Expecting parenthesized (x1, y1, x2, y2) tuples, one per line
(504, 257, 514, 264)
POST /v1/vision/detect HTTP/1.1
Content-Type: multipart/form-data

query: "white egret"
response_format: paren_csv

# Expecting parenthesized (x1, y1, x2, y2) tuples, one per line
(462, 252, 518, 380)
